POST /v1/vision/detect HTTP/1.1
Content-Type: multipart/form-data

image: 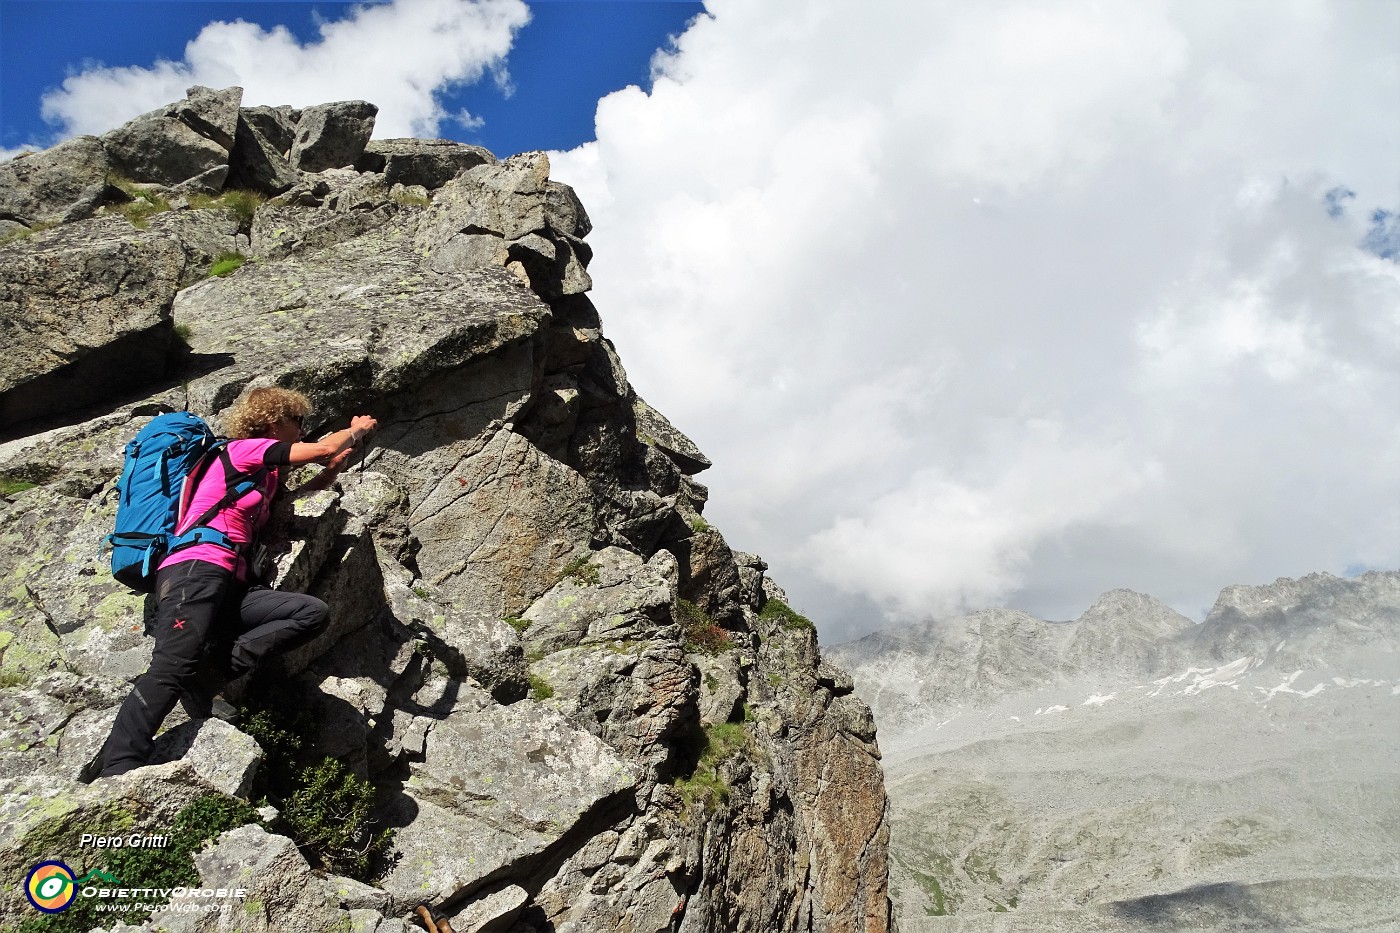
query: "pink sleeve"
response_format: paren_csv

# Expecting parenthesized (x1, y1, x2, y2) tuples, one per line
(228, 438, 278, 473)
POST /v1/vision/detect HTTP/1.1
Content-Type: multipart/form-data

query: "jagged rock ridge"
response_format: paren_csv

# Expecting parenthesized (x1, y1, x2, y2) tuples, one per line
(0, 87, 895, 933)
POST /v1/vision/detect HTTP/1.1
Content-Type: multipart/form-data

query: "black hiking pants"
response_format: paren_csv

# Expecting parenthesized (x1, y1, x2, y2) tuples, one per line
(98, 560, 328, 777)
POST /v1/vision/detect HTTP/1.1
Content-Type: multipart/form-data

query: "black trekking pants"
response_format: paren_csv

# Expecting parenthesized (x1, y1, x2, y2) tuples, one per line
(98, 560, 329, 777)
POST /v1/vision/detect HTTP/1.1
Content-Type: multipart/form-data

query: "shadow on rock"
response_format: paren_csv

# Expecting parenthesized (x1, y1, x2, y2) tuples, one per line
(1107, 882, 1289, 931)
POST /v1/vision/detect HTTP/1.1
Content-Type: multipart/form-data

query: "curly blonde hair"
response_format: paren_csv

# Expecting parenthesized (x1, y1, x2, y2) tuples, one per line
(222, 386, 311, 439)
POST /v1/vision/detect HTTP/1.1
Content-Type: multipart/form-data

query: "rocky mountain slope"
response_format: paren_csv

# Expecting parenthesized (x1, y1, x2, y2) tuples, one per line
(828, 571, 1400, 932)
(0, 86, 894, 933)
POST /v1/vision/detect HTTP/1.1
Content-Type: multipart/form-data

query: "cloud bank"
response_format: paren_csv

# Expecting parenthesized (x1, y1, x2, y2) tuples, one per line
(551, 0, 1400, 637)
(38, 0, 530, 139)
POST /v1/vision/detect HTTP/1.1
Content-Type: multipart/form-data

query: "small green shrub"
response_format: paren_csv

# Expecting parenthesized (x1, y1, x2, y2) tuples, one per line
(505, 616, 531, 633)
(689, 516, 710, 532)
(529, 674, 555, 700)
(562, 554, 600, 586)
(239, 692, 392, 880)
(281, 758, 393, 879)
(677, 599, 731, 655)
(759, 598, 815, 631)
(208, 252, 246, 277)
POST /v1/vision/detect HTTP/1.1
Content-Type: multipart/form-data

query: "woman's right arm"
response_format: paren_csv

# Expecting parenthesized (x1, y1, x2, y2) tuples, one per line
(286, 415, 377, 466)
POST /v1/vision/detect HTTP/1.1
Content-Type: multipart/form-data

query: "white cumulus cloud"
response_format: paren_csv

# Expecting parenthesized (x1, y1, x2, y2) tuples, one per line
(551, 0, 1400, 638)
(38, 0, 530, 139)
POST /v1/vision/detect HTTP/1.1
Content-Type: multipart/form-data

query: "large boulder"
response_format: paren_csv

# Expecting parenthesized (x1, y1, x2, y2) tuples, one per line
(0, 761, 240, 926)
(149, 719, 264, 799)
(240, 105, 300, 156)
(377, 689, 641, 910)
(227, 113, 301, 196)
(149, 824, 344, 932)
(171, 217, 549, 420)
(290, 101, 378, 173)
(355, 138, 495, 189)
(415, 151, 552, 246)
(102, 86, 243, 191)
(517, 546, 676, 656)
(0, 135, 119, 228)
(0, 217, 188, 429)
(0, 482, 153, 681)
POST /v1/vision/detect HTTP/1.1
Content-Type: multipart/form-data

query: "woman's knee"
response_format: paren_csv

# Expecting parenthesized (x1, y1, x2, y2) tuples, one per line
(296, 595, 330, 633)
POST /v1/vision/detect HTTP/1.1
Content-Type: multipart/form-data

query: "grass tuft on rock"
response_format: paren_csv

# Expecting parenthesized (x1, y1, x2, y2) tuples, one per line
(0, 476, 38, 497)
(673, 721, 749, 813)
(208, 252, 246, 278)
(529, 673, 555, 700)
(109, 177, 173, 229)
(759, 598, 815, 631)
(188, 189, 265, 228)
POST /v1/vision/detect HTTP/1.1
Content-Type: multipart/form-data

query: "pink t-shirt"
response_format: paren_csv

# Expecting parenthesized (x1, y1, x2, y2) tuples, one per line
(160, 437, 283, 579)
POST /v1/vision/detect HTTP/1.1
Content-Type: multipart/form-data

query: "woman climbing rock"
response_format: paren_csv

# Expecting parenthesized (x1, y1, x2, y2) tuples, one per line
(97, 386, 376, 778)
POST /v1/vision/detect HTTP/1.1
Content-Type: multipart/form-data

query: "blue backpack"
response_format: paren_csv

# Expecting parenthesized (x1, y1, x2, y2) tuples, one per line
(105, 411, 268, 593)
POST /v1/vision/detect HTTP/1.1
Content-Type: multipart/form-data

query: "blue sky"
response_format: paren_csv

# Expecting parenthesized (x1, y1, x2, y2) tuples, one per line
(2, 0, 1396, 639)
(0, 0, 702, 156)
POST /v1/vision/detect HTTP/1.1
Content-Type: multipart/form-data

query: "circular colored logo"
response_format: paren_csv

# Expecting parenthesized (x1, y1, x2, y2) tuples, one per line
(25, 861, 77, 913)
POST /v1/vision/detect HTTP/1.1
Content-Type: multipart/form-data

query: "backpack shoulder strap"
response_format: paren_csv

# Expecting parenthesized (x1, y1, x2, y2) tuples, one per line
(178, 443, 271, 533)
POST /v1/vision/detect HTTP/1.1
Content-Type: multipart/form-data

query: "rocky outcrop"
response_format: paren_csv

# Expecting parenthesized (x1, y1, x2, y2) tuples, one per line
(102, 85, 242, 193)
(0, 89, 892, 933)
(290, 100, 379, 173)
(355, 138, 495, 189)
(0, 135, 120, 229)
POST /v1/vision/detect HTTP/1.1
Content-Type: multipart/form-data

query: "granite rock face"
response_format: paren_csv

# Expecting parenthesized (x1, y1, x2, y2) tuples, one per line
(0, 90, 893, 933)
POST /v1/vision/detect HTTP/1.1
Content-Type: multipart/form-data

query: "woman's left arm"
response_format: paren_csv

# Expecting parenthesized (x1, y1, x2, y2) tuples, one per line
(296, 445, 356, 493)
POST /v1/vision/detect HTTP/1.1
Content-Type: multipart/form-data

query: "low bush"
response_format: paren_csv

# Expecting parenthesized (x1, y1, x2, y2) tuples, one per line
(562, 554, 600, 586)
(239, 692, 393, 880)
(677, 599, 732, 655)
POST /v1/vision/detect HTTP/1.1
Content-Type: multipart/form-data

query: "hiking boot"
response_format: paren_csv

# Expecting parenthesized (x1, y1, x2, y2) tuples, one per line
(179, 664, 237, 723)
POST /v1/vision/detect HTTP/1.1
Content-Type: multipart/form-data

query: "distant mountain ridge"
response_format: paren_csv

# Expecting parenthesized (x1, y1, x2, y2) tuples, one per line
(829, 571, 1400, 736)
(829, 569, 1400, 932)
